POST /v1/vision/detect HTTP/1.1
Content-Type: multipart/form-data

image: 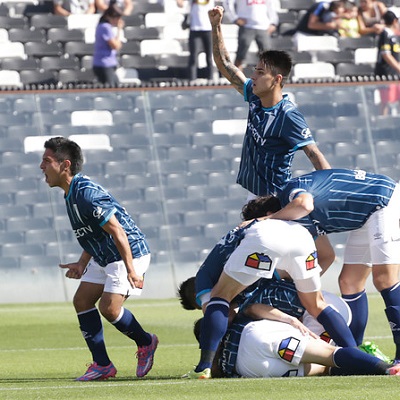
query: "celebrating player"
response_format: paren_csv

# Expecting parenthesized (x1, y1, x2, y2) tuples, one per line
(40, 137, 158, 381)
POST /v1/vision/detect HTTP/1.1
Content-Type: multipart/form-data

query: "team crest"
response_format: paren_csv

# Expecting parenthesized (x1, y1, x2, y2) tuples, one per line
(305, 251, 317, 271)
(278, 337, 300, 362)
(245, 253, 272, 271)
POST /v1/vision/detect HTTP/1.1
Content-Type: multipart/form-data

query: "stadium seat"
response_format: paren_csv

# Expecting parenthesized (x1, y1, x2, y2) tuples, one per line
(58, 69, 95, 85)
(292, 62, 336, 81)
(64, 42, 94, 57)
(8, 28, 46, 43)
(0, 16, 28, 29)
(19, 70, 58, 86)
(67, 13, 100, 30)
(24, 41, 63, 58)
(30, 14, 67, 30)
(140, 39, 183, 57)
(0, 70, 22, 88)
(354, 47, 378, 65)
(47, 27, 84, 43)
(69, 134, 112, 151)
(124, 26, 160, 40)
(41, 56, 80, 71)
(1, 57, 39, 71)
(335, 62, 375, 77)
(0, 42, 26, 59)
(71, 110, 113, 126)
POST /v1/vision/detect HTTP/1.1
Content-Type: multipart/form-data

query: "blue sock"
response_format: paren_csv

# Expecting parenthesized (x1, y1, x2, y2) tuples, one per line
(77, 307, 111, 366)
(381, 282, 400, 359)
(342, 290, 368, 345)
(111, 307, 151, 347)
(317, 305, 357, 347)
(196, 297, 229, 372)
(332, 347, 390, 375)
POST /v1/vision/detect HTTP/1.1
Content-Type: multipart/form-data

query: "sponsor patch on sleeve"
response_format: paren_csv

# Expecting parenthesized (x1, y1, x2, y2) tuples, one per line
(245, 253, 272, 271)
(305, 251, 317, 271)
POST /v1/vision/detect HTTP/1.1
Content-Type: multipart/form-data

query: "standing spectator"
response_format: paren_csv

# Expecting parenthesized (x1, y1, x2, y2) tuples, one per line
(177, 0, 215, 81)
(53, 0, 95, 15)
(40, 137, 158, 381)
(223, 0, 279, 71)
(357, 0, 387, 36)
(375, 10, 400, 115)
(93, 3, 124, 86)
(95, 0, 133, 16)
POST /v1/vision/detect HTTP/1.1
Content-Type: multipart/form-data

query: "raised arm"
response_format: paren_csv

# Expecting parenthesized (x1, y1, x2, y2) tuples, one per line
(208, 6, 246, 94)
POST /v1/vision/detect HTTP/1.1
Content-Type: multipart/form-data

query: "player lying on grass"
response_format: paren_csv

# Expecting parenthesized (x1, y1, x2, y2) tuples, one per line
(181, 197, 357, 379)
(193, 292, 400, 378)
(267, 168, 400, 362)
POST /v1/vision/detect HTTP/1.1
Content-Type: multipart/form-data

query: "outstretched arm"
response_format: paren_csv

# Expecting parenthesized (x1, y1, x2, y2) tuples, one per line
(208, 6, 246, 94)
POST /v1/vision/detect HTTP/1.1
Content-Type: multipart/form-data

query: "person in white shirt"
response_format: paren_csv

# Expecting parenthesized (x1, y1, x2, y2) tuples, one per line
(223, 0, 279, 70)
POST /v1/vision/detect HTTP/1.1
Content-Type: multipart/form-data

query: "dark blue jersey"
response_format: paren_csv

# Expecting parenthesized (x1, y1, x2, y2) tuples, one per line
(65, 173, 150, 267)
(237, 81, 315, 196)
(280, 169, 396, 235)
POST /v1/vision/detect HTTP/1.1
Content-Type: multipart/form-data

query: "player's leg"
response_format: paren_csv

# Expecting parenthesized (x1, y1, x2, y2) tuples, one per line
(315, 235, 335, 275)
(73, 261, 115, 380)
(297, 289, 357, 347)
(339, 263, 370, 345)
(193, 272, 247, 375)
(234, 26, 252, 70)
(100, 256, 158, 377)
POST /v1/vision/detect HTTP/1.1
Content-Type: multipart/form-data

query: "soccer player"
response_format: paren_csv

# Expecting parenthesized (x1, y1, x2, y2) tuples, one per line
(208, 5, 335, 274)
(198, 303, 400, 378)
(183, 199, 357, 379)
(40, 137, 158, 381)
(270, 168, 400, 362)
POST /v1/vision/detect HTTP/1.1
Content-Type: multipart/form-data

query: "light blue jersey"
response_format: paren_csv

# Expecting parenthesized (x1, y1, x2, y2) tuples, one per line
(65, 174, 150, 267)
(280, 169, 396, 235)
(237, 80, 315, 197)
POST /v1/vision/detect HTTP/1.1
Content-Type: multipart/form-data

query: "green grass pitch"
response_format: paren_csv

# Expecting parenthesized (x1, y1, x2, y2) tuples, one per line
(0, 294, 397, 400)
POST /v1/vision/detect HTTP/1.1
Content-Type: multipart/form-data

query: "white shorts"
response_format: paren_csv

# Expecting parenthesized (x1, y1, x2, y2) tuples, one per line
(236, 320, 308, 378)
(343, 184, 400, 266)
(80, 254, 151, 296)
(224, 219, 322, 292)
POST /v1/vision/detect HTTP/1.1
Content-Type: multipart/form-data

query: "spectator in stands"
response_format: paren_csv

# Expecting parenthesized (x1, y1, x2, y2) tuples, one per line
(339, 1, 360, 38)
(223, 0, 279, 71)
(375, 10, 400, 115)
(95, 0, 133, 16)
(177, 0, 215, 82)
(293, 1, 345, 49)
(53, 0, 95, 15)
(92, 3, 124, 86)
(357, 0, 387, 36)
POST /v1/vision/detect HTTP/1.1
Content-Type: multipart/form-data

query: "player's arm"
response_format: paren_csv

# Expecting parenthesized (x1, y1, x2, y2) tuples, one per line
(209, 6, 246, 94)
(244, 303, 318, 337)
(302, 143, 331, 170)
(102, 214, 144, 289)
(59, 250, 91, 279)
(382, 52, 400, 75)
(266, 192, 314, 221)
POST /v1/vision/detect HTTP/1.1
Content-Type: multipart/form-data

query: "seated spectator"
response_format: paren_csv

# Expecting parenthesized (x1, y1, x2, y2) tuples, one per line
(340, 1, 360, 38)
(95, 0, 133, 16)
(375, 10, 400, 115)
(293, 1, 346, 50)
(54, 0, 95, 15)
(357, 0, 387, 36)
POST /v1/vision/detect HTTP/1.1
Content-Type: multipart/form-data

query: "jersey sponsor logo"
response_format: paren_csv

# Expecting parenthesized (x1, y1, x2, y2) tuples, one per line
(73, 225, 93, 238)
(305, 251, 317, 270)
(282, 369, 299, 377)
(301, 127, 312, 138)
(93, 206, 105, 219)
(247, 120, 267, 146)
(354, 169, 366, 180)
(245, 252, 272, 271)
(278, 336, 300, 362)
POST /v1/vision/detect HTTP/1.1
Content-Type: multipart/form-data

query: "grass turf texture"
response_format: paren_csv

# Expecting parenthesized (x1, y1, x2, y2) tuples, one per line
(0, 294, 397, 400)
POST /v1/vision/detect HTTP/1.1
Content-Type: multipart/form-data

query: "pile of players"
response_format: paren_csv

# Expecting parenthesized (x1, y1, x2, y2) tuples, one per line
(177, 6, 400, 380)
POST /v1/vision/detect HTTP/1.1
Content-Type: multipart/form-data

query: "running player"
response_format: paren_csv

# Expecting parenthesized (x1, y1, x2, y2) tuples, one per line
(40, 137, 158, 380)
(270, 168, 400, 362)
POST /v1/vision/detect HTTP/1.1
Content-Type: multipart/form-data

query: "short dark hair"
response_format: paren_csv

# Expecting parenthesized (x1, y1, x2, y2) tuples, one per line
(177, 277, 198, 310)
(44, 136, 83, 175)
(258, 50, 292, 86)
(383, 10, 398, 26)
(101, 2, 123, 21)
(241, 195, 282, 221)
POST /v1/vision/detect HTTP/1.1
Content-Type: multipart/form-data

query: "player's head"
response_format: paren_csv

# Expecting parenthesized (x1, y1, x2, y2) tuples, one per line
(258, 50, 292, 87)
(241, 195, 282, 220)
(383, 10, 398, 27)
(177, 277, 200, 310)
(43, 136, 83, 176)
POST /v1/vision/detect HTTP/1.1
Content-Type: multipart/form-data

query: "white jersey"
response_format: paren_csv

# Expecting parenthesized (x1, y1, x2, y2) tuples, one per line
(224, 219, 321, 290)
(190, 0, 215, 31)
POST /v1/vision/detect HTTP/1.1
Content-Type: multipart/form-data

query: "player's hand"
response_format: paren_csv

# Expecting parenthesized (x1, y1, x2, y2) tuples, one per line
(127, 271, 144, 289)
(208, 6, 224, 26)
(59, 262, 85, 279)
(288, 317, 319, 339)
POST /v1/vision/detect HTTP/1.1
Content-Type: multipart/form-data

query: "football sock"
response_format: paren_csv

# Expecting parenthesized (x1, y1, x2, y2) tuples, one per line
(77, 307, 111, 366)
(317, 305, 357, 347)
(111, 307, 151, 347)
(342, 290, 368, 346)
(381, 282, 400, 359)
(331, 347, 391, 375)
(196, 297, 229, 372)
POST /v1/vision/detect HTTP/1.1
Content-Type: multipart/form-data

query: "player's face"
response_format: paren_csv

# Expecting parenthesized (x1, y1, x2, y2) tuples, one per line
(40, 148, 64, 188)
(250, 62, 279, 96)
